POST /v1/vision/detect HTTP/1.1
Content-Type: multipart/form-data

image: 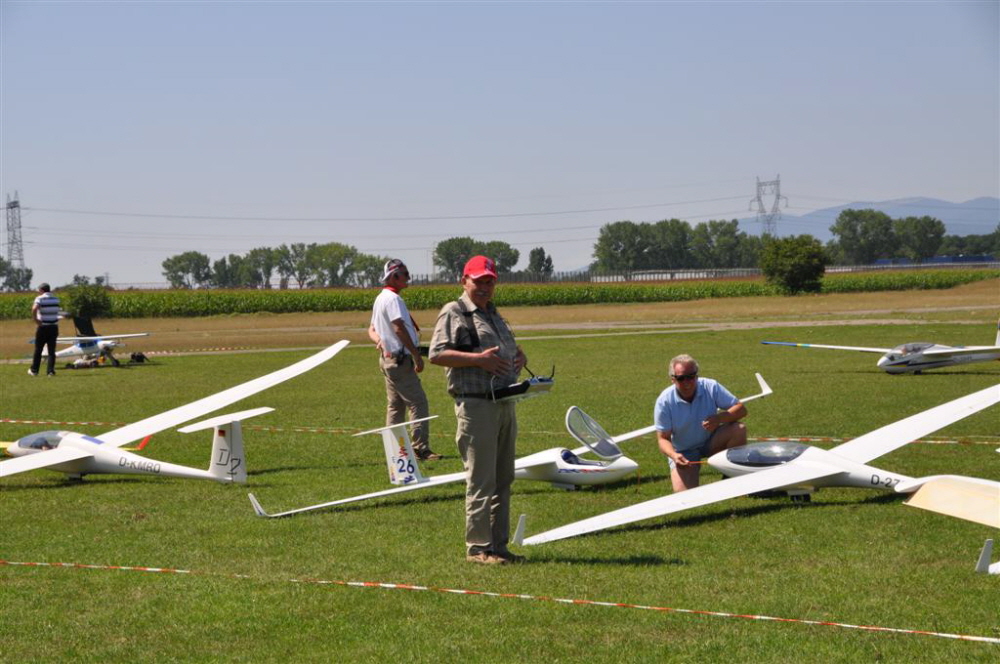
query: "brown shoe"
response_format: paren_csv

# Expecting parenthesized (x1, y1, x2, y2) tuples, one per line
(416, 449, 443, 461)
(466, 552, 507, 565)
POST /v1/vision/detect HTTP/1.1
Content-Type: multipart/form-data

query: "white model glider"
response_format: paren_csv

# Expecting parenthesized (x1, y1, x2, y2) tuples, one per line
(1, 341, 349, 483)
(762, 319, 1000, 374)
(248, 375, 773, 518)
(36, 316, 151, 367)
(521, 382, 1000, 546)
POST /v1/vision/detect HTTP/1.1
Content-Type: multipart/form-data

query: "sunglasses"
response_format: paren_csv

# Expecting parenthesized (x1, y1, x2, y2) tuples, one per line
(672, 372, 698, 382)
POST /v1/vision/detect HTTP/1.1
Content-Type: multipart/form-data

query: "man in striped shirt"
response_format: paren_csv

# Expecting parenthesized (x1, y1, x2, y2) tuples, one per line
(29, 283, 61, 377)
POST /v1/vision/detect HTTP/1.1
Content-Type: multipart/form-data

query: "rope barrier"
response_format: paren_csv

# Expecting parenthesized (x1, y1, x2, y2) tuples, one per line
(2, 559, 996, 644)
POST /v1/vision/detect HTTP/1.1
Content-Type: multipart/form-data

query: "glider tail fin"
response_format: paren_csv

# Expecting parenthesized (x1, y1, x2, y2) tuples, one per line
(976, 539, 994, 574)
(381, 423, 426, 486)
(208, 421, 248, 484)
(179, 407, 273, 485)
(353, 416, 437, 487)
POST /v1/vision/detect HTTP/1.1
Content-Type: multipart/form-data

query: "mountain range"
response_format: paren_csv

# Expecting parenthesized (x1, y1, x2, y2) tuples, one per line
(738, 196, 999, 240)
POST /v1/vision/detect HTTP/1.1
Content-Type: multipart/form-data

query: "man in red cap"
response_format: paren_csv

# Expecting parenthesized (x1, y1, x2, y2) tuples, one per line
(430, 255, 528, 564)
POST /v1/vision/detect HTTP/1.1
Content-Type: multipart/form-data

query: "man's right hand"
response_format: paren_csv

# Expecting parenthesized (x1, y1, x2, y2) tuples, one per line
(477, 346, 512, 376)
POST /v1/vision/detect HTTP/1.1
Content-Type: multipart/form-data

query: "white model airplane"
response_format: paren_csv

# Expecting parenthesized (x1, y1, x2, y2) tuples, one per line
(34, 318, 150, 367)
(520, 383, 1000, 546)
(1, 341, 349, 483)
(48, 332, 151, 367)
(248, 375, 773, 518)
(762, 320, 1000, 374)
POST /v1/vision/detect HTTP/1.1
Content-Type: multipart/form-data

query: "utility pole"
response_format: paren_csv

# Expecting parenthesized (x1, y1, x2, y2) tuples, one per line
(5, 192, 26, 268)
(749, 175, 788, 236)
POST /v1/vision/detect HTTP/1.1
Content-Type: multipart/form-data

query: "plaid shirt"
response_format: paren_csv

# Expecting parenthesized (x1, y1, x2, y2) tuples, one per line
(430, 292, 520, 398)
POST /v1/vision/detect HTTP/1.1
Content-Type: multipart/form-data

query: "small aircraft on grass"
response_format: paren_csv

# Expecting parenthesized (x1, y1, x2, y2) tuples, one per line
(762, 319, 1000, 374)
(1, 341, 349, 483)
(248, 375, 773, 518)
(518, 383, 1000, 546)
(36, 317, 151, 368)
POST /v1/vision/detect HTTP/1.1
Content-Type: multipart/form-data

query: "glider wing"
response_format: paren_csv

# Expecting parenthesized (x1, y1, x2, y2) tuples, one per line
(0, 447, 95, 478)
(249, 470, 467, 518)
(829, 383, 1000, 464)
(522, 457, 844, 545)
(761, 341, 891, 353)
(56, 333, 151, 342)
(98, 341, 349, 448)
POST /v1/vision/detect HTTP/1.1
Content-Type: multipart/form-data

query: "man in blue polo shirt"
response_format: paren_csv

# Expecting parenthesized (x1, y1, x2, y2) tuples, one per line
(654, 354, 747, 492)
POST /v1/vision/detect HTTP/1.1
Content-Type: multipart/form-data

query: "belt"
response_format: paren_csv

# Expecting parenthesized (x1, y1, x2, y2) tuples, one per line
(451, 392, 493, 400)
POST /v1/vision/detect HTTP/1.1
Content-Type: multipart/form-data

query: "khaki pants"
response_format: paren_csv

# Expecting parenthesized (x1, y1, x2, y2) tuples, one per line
(379, 354, 430, 451)
(454, 397, 517, 555)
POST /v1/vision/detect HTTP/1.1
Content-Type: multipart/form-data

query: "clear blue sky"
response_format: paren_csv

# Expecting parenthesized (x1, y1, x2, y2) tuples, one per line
(2, 1, 997, 286)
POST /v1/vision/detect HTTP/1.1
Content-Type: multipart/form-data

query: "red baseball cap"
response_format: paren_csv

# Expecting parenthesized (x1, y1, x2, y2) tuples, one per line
(463, 255, 498, 279)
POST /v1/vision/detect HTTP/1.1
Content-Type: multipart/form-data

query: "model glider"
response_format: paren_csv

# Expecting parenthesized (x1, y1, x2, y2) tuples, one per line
(762, 319, 1000, 374)
(1, 341, 349, 483)
(520, 382, 1000, 546)
(36, 316, 150, 367)
(248, 375, 773, 518)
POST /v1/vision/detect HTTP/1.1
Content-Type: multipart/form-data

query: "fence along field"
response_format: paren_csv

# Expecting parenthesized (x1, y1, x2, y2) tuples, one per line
(0, 269, 996, 319)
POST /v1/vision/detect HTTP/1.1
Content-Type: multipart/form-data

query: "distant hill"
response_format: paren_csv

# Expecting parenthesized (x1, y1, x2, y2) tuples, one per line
(738, 197, 999, 240)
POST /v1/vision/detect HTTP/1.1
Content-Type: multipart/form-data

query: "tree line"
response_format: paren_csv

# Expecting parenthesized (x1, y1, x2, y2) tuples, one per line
(159, 240, 555, 289)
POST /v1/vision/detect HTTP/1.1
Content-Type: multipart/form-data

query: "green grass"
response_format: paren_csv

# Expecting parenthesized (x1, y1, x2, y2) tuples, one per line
(2, 314, 999, 662)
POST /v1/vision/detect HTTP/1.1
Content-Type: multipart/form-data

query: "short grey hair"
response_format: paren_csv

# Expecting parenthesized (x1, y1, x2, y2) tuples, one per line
(669, 354, 699, 377)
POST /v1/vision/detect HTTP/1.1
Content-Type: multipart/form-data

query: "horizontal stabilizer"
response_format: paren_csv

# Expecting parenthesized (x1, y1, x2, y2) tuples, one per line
(353, 415, 438, 438)
(178, 407, 275, 433)
(901, 476, 1000, 529)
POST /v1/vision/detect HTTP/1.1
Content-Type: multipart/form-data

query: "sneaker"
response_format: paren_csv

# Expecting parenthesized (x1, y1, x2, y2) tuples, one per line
(415, 449, 443, 461)
(46, 372, 56, 377)
(27, 369, 37, 377)
(466, 552, 507, 565)
(495, 551, 527, 564)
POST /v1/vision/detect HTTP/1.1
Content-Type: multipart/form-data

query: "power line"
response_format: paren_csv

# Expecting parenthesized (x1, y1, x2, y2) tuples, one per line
(25, 194, 749, 223)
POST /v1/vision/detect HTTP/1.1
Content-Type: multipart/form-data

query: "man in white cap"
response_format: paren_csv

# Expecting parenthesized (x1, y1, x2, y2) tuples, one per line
(368, 259, 440, 460)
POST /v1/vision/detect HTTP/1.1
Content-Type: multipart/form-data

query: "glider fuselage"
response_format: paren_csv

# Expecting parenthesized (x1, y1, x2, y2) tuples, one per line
(708, 442, 913, 493)
(876, 342, 1000, 374)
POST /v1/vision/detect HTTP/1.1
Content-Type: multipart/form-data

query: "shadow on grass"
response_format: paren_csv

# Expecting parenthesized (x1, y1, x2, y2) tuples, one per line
(0, 476, 148, 491)
(247, 465, 329, 478)
(533, 554, 685, 566)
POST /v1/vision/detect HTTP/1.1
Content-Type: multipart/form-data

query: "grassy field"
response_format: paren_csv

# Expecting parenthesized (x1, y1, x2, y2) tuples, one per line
(1, 291, 999, 662)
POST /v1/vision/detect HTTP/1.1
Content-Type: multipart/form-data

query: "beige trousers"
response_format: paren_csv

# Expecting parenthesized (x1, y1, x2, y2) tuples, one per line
(379, 354, 430, 451)
(454, 397, 517, 555)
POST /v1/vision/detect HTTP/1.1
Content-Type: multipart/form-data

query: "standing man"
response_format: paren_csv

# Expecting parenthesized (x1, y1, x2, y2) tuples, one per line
(654, 354, 747, 492)
(430, 255, 527, 565)
(29, 283, 61, 377)
(368, 259, 440, 461)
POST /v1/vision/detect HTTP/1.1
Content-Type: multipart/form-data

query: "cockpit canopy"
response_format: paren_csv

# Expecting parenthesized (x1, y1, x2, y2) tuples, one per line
(16, 431, 64, 451)
(724, 442, 809, 467)
(565, 406, 623, 460)
(892, 342, 934, 356)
